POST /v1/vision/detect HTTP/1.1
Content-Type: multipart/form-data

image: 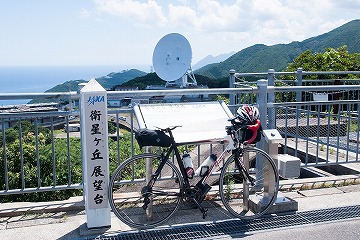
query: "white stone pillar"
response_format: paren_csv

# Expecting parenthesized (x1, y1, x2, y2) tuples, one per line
(80, 79, 111, 229)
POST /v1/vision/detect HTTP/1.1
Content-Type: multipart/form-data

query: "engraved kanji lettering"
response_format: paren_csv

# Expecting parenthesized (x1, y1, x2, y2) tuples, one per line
(94, 194, 104, 204)
(91, 149, 103, 160)
(91, 124, 101, 135)
(93, 179, 104, 191)
(90, 110, 102, 121)
(91, 166, 104, 177)
(93, 137, 102, 146)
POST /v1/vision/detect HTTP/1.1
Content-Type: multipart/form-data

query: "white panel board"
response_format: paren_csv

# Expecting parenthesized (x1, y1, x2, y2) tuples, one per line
(134, 101, 234, 144)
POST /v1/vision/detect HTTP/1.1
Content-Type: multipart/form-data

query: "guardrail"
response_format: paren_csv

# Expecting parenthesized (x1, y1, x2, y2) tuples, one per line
(0, 69, 359, 197)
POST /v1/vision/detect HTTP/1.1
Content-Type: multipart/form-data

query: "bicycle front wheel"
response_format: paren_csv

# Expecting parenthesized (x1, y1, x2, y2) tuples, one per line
(109, 153, 183, 228)
(219, 146, 279, 220)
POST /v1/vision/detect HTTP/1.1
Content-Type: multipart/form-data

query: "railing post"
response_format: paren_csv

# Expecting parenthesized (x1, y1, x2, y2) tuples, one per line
(145, 146, 153, 220)
(257, 79, 268, 130)
(80, 79, 111, 229)
(256, 79, 268, 188)
(78, 82, 86, 203)
(229, 69, 236, 107)
(267, 69, 276, 129)
(295, 68, 303, 149)
(296, 68, 303, 102)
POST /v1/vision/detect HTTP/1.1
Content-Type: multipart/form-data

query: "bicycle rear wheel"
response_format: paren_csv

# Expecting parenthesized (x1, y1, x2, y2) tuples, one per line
(109, 153, 183, 228)
(219, 146, 279, 219)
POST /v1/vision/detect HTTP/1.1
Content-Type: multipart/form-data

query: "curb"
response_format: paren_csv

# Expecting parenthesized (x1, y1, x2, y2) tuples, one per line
(0, 196, 85, 218)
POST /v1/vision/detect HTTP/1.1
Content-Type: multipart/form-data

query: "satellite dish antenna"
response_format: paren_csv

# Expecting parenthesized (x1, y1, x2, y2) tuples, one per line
(153, 33, 196, 86)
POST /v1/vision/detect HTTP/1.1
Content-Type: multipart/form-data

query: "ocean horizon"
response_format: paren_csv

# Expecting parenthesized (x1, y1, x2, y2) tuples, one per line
(0, 64, 149, 106)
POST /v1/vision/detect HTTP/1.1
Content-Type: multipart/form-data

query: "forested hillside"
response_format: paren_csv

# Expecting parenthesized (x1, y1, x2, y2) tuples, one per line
(116, 73, 228, 90)
(35, 19, 360, 98)
(29, 69, 146, 103)
(195, 19, 360, 78)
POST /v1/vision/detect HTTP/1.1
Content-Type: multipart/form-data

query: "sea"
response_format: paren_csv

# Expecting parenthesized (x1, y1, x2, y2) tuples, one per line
(0, 65, 149, 106)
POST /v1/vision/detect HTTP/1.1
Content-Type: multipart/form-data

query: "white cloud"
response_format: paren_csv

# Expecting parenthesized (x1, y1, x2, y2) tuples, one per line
(92, 0, 356, 38)
(91, 0, 359, 62)
(94, 0, 168, 26)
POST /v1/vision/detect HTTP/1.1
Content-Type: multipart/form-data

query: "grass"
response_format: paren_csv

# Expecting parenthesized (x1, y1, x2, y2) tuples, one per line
(224, 175, 235, 200)
(329, 148, 335, 155)
(320, 144, 325, 151)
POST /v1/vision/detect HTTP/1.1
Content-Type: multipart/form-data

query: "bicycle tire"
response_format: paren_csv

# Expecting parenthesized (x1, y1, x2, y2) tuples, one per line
(109, 153, 183, 228)
(219, 146, 279, 220)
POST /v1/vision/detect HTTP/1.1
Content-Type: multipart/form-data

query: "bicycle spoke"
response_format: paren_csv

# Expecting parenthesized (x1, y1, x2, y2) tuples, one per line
(108, 153, 183, 228)
(219, 147, 279, 219)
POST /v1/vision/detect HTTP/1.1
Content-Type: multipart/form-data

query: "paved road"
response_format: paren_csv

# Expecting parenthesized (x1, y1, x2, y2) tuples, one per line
(1, 185, 360, 240)
(226, 219, 360, 240)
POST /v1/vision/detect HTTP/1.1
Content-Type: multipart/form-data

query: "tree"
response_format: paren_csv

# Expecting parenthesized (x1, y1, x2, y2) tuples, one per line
(286, 45, 360, 75)
(282, 45, 360, 112)
(0, 120, 141, 202)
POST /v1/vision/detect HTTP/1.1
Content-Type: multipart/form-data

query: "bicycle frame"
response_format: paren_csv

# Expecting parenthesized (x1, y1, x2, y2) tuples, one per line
(109, 121, 278, 228)
(148, 127, 251, 193)
(147, 128, 192, 189)
(199, 135, 235, 184)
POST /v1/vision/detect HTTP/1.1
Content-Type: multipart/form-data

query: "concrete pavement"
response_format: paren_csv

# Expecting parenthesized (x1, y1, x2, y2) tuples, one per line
(1, 184, 360, 240)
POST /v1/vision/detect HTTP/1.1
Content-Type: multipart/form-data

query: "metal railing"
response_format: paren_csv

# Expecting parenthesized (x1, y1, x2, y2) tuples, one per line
(231, 69, 360, 165)
(1, 69, 359, 197)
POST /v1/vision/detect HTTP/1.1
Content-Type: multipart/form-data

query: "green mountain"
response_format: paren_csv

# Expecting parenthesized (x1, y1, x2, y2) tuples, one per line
(96, 69, 147, 90)
(116, 72, 226, 90)
(29, 69, 147, 103)
(195, 19, 360, 79)
(44, 80, 87, 93)
(40, 69, 146, 93)
(118, 73, 165, 90)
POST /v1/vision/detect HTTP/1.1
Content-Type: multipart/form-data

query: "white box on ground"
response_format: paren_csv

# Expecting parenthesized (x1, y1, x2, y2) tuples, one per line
(277, 154, 301, 179)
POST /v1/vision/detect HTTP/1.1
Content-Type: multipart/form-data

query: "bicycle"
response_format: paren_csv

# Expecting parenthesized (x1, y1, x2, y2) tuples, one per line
(108, 114, 279, 229)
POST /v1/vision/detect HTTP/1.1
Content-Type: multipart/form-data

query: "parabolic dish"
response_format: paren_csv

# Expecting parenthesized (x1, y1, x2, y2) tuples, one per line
(152, 33, 192, 81)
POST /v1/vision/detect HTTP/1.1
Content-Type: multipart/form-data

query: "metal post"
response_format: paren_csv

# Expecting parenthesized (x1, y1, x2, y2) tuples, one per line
(145, 146, 153, 220)
(295, 68, 303, 144)
(229, 69, 236, 108)
(78, 83, 86, 203)
(263, 158, 276, 199)
(243, 151, 250, 211)
(296, 68, 303, 102)
(267, 69, 276, 129)
(256, 79, 268, 188)
(262, 130, 283, 199)
(257, 79, 268, 130)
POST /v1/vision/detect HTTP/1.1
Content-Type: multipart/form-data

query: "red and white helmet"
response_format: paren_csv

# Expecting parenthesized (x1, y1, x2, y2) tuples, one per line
(236, 105, 260, 124)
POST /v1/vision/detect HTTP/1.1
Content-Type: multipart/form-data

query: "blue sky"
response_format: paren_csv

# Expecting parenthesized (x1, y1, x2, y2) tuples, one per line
(1, 0, 359, 67)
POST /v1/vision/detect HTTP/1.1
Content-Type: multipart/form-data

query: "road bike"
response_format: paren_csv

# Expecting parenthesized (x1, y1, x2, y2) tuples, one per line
(108, 117, 279, 228)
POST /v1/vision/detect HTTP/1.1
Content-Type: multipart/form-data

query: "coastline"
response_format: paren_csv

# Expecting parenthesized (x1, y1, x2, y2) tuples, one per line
(0, 64, 149, 106)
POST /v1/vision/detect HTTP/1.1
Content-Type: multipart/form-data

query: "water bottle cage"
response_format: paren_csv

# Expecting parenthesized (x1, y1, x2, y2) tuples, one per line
(198, 166, 210, 178)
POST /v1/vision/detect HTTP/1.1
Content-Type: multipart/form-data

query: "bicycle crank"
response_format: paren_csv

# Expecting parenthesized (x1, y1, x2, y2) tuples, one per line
(183, 186, 208, 219)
